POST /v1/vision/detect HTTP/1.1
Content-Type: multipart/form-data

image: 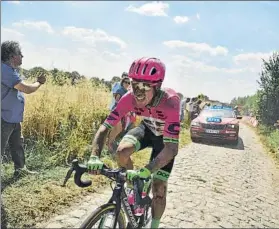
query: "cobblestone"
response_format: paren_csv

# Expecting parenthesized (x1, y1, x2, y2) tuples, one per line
(39, 125, 279, 228)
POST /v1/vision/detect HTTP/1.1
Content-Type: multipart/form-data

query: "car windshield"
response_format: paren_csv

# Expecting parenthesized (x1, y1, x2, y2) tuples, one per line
(200, 109, 235, 118)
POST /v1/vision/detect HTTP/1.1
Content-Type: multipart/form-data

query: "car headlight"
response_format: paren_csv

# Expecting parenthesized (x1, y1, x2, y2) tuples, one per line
(191, 122, 201, 127)
(227, 124, 237, 129)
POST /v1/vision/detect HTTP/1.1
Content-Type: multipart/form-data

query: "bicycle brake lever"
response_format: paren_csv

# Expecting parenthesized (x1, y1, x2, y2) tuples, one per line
(62, 167, 74, 187)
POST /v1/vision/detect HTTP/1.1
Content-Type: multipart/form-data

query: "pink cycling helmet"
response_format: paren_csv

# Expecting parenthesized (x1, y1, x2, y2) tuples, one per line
(128, 57, 166, 83)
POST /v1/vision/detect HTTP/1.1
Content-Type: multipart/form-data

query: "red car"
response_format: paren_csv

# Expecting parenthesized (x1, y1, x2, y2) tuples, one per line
(190, 106, 242, 145)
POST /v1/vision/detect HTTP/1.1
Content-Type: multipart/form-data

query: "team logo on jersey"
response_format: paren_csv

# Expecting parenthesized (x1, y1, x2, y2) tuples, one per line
(155, 110, 167, 120)
(134, 107, 144, 116)
(143, 117, 165, 136)
(166, 122, 180, 136)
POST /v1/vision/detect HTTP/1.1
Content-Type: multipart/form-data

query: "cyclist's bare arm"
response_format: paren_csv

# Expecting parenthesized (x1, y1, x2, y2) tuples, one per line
(146, 96, 180, 173)
(146, 142, 178, 173)
(91, 125, 110, 157)
(91, 93, 132, 156)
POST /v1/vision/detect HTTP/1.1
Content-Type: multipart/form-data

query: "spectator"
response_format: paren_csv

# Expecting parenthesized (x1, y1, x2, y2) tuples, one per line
(116, 77, 136, 132)
(185, 97, 191, 104)
(234, 105, 240, 116)
(177, 92, 187, 122)
(113, 77, 130, 108)
(1, 41, 46, 178)
(191, 100, 200, 119)
(109, 72, 128, 111)
(188, 97, 200, 121)
(195, 100, 202, 114)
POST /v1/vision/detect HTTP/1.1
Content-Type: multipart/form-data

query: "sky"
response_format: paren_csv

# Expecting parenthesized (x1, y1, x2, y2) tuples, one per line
(1, 1, 279, 102)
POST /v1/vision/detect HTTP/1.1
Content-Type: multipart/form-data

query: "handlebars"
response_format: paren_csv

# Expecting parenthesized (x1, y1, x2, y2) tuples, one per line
(62, 159, 128, 188)
(62, 159, 152, 207)
(62, 159, 151, 190)
(62, 159, 91, 188)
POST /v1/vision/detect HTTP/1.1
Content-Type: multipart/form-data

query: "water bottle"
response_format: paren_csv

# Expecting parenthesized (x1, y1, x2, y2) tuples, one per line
(127, 189, 135, 205)
(133, 191, 147, 216)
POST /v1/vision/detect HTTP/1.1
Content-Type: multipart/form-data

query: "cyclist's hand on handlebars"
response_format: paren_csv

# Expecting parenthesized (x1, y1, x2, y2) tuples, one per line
(126, 167, 151, 181)
(87, 155, 104, 175)
(126, 170, 138, 181)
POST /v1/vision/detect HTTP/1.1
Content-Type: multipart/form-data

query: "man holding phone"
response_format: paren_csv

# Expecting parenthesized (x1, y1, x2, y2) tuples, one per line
(1, 40, 46, 178)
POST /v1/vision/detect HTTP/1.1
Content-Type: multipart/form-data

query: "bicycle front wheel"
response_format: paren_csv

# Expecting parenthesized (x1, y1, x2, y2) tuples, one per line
(79, 203, 126, 229)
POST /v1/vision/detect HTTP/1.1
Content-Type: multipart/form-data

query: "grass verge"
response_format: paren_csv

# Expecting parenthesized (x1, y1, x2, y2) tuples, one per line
(242, 120, 279, 165)
(1, 130, 190, 228)
(256, 125, 279, 164)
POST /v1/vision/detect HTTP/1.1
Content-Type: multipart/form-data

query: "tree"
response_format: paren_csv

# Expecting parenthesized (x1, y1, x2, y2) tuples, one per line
(197, 93, 209, 101)
(111, 76, 121, 84)
(70, 71, 81, 85)
(50, 68, 68, 86)
(29, 67, 48, 78)
(256, 52, 279, 125)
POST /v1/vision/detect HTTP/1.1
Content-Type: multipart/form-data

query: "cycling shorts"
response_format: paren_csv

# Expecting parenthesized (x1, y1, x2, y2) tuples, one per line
(120, 121, 175, 176)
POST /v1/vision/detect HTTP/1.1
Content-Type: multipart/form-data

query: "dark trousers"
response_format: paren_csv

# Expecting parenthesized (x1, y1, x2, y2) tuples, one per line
(1, 119, 25, 170)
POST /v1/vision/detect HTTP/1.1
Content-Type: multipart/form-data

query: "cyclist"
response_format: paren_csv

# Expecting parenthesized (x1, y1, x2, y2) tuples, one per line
(177, 92, 187, 122)
(87, 57, 180, 229)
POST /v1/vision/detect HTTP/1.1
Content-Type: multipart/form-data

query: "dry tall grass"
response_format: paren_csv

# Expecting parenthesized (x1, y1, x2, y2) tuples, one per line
(22, 80, 111, 167)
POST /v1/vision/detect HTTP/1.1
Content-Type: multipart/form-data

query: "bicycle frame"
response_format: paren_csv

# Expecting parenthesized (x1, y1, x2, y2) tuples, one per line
(63, 159, 152, 229)
(106, 180, 142, 228)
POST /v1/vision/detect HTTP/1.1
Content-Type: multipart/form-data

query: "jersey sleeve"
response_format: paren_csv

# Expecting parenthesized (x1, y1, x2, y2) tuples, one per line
(103, 92, 132, 130)
(2, 66, 22, 89)
(163, 96, 181, 144)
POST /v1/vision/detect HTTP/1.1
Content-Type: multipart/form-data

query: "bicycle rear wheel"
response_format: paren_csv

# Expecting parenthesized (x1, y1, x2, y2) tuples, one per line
(79, 203, 126, 229)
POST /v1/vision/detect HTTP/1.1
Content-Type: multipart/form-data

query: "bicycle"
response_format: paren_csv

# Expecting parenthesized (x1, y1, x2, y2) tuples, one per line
(63, 159, 153, 229)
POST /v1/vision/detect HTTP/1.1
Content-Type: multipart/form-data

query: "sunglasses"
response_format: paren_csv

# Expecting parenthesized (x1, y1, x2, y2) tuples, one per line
(131, 81, 155, 91)
(124, 81, 130, 85)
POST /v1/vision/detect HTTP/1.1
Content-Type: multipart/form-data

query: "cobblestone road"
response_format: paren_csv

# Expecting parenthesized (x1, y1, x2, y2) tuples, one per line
(38, 124, 279, 228)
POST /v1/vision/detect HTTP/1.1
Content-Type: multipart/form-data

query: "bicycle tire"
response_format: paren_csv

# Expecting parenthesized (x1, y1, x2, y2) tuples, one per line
(79, 203, 126, 229)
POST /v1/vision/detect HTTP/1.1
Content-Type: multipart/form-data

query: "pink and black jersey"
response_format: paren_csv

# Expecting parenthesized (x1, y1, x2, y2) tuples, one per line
(103, 88, 180, 144)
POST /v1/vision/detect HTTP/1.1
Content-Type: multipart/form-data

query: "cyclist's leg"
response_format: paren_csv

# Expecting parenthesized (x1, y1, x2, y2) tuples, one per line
(151, 161, 174, 228)
(149, 136, 175, 228)
(115, 122, 149, 170)
(108, 115, 135, 154)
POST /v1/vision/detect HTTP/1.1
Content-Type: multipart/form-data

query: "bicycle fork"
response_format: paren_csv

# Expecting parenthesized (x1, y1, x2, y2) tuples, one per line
(106, 182, 124, 229)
